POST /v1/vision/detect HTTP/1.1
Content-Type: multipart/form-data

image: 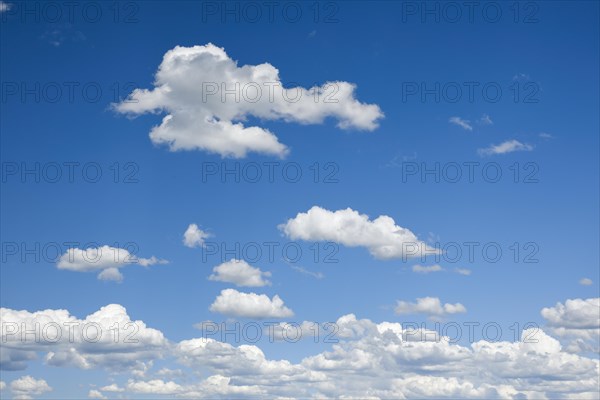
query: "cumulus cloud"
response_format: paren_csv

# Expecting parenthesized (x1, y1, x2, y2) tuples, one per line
(0, 304, 167, 372)
(88, 389, 106, 399)
(2, 300, 600, 399)
(542, 298, 600, 329)
(541, 298, 600, 354)
(113, 43, 383, 158)
(126, 379, 183, 395)
(99, 384, 123, 393)
(56, 245, 167, 281)
(209, 289, 293, 318)
(449, 116, 473, 131)
(10, 376, 52, 398)
(478, 140, 533, 156)
(395, 297, 467, 317)
(412, 264, 443, 274)
(209, 259, 271, 287)
(279, 206, 437, 260)
(183, 223, 210, 248)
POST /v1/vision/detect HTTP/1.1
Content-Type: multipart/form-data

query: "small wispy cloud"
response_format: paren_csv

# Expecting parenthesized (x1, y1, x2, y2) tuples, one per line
(513, 73, 531, 81)
(454, 268, 472, 276)
(449, 116, 473, 131)
(478, 140, 533, 156)
(579, 278, 593, 286)
(384, 151, 417, 168)
(291, 265, 324, 279)
(40, 25, 86, 47)
(539, 132, 553, 139)
(308, 30, 317, 38)
(412, 264, 443, 274)
(478, 114, 493, 125)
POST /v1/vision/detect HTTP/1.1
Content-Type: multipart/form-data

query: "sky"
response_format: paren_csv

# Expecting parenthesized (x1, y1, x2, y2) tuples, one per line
(0, 0, 599, 399)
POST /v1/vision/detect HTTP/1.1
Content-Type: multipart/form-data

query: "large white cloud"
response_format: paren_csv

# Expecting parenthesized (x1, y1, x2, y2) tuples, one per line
(2, 300, 600, 399)
(56, 245, 168, 282)
(0, 304, 167, 372)
(9, 376, 52, 399)
(395, 297, 467, 317)
(279, 206, 437, 260)
(209, 289, 293, 318)
(113, 43, 383, 158)
(208, 259, 271, 287)
(541, 298, 600, 353)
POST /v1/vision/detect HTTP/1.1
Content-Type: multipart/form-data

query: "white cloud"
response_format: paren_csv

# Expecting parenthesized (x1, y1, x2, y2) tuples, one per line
(1, 304, 167, 371)
(3, 299, 600, 399)
(449, 116, 473, 131)
(395, 297, 467, 317)
(412, 264, 443, 274)
(541, 298, 600, 354)
(56, 245, 167, 281)
(113, 43, 383, 158)
(279, 206, 437, 260)
(290, 265, 324, 279)
(542, 298, 600, 329)
(156, 368, 184, 378)
(10, 376, 52, 398)
(478, 140, 533, 156)
(183, 223, 210, 248)
(0, 381, 5, 390)
(97, 267, 123, 282)
(0, 1, 11, 13)
(99, 384, 123, 393)
(126, 379, 183, 395)
(454, 268, 472, 276)
(539, 132, 553, 139)
(479, 114, 493, 125)
(580, 278, 593, 286)
(88, 389, 106, 399)
(209, 289, 293, 318)
(209, 259, 271, 287)
(137, 256, 168, 267)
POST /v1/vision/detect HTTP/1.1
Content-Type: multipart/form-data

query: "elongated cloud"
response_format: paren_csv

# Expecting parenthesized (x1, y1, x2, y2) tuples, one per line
(279, 206, 437, 259)
(449, 116, 473, 131)
(478, 140, 533, 156)
(209, 289, 293, 318)
(56, 246, 168, 282)
(412, 264, 443, 274)
(113, 43, 383, 158)
(395, 297, 467, 317)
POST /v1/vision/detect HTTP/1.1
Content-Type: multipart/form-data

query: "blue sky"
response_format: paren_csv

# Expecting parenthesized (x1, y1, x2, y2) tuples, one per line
(1, 1, 599, 399)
